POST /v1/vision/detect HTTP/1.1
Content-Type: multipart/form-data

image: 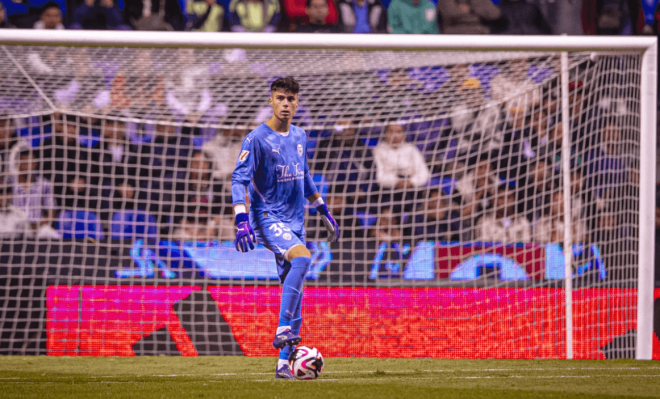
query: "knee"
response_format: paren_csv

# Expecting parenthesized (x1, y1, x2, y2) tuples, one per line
(286, 245, 311, 261)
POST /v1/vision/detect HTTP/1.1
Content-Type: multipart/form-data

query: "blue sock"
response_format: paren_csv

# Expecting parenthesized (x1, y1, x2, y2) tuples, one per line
(278, 256, 310, 328)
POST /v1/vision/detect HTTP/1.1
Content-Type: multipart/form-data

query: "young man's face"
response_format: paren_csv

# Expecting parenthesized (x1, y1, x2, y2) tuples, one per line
(269, 90, 298, 122)
(385, 124, 405, 145)
(191, 152, 210, 176)
(18, 154, 36, 174)
(306, 0, 329, 24)
(41, 6, 62, 29)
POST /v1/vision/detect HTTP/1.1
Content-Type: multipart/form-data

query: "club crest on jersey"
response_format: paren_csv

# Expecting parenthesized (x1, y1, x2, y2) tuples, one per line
(239, 150, 250, 162)
(297, 144, 303, 157)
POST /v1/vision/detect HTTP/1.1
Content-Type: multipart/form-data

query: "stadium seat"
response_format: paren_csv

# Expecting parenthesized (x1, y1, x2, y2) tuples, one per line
(110, 210, 158, 241)
(57, 210, 105, 240)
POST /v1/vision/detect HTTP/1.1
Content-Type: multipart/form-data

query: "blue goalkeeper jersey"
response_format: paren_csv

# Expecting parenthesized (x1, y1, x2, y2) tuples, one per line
(231, 123, 318, 235)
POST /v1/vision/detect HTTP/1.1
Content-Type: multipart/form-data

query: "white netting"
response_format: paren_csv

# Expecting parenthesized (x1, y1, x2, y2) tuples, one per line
(0, 43, 646, 359)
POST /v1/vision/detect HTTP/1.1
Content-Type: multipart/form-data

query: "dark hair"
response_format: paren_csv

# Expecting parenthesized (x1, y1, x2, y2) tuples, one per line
(41, 1, 61, 13)
(59, 113, 78, 123)
(270, 77, 299, 95)
(19, 149, 32, 159)
(305, 0, 320, 8)
(0, 185, 12, 195)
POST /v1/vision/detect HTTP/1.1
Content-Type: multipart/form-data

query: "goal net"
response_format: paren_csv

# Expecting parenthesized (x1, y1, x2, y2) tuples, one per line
(0, 32, 656, 360)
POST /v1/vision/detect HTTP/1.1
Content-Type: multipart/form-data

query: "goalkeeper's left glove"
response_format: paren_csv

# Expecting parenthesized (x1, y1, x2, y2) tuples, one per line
(314, 198, 339, 242)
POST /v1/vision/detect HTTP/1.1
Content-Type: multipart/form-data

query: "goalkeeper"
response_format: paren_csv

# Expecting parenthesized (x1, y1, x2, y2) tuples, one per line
(230, 77, 339, 379)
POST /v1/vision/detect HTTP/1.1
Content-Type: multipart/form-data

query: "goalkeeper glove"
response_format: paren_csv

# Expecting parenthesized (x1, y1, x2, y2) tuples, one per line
(235, 213, 257, 252)
(314, 199, 339, 242)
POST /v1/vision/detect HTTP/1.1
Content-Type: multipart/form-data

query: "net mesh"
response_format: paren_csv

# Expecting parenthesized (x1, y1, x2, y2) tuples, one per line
(0, 44, 647, 359)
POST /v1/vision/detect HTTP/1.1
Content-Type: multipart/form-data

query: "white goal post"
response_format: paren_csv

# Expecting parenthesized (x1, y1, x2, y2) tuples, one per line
(0, 30, 656, 360)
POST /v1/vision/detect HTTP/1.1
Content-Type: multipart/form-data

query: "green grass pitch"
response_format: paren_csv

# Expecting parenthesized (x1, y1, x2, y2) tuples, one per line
(0, 357, 658, 398)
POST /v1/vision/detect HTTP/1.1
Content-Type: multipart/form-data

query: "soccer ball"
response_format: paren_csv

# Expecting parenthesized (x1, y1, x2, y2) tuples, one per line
(290, 346, 324, 380)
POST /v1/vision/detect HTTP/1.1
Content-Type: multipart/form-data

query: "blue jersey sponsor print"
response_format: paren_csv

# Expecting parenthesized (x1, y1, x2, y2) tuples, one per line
(231, 123, 318, 236)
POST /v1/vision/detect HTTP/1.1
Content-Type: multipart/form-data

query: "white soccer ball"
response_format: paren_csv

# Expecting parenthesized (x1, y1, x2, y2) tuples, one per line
(290, 346, 324, 380)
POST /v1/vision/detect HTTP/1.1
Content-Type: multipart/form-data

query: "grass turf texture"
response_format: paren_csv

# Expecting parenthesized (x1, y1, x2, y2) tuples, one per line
(0, 357, 658, 398)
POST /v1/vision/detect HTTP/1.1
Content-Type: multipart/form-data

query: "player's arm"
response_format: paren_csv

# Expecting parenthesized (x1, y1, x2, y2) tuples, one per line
(231, 136, 258, 252)
(303, 161, 339, 243)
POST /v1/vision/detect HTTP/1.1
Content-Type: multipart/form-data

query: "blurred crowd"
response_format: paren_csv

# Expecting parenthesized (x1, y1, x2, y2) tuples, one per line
(0, 62, 639, 265)
(0, 0, 656, 36)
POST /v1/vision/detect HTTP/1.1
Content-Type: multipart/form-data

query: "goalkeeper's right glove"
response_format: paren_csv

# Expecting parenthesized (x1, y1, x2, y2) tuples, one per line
(235, 213, 257, 252)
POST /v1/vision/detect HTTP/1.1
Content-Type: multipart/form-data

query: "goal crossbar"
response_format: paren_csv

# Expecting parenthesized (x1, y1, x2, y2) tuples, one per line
(0, 30, 657, 52)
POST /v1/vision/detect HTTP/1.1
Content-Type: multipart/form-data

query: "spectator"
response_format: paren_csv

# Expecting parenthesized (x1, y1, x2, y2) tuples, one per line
(313, 119, 373, 197)
(0, 116, 18, 187)
(42, 113, 100, 209)
(446, 78, 502, 162)
(490, 0, 551, 35)
(138, 119, 192, 228)
(336, 0, 388, 33)
(228, 0, 281, 32)
(369, 208, 403, 241)
(0, 185, 30, 239)
(494, 106, 534, 181)
(406, 189, 460, 241)
(186, 0, 225, 31)
(529, 108, 553, 160)
(490, 58, 542, 113)
(476, 185, 530, 243)
(173, 196, 219, 241)
(165, 48, 213, 120)
(388, 0, 439, 34)
(187, 151, 224, 211)
(373, 123, 430, 190)
(517, 159, 554, 223)
(452, 155, 498, 239)
(33, 2, 65, 29)
(0, 3, 16, 29)
(9, 149, 59, 239)
(110, 49, 166, 112)
(584, 116, 629, 195)
(71, 0, 130, 30)
(125, 0, 186, 31)
(99, 116, 142, 219)
(436, 0, 501, 34)
(533, 190, 588, 243)
(296, 0, 340, 32)
(203, 126, 245, 186)
(174, 151, 231, 241)
(582, 0, 632, 35)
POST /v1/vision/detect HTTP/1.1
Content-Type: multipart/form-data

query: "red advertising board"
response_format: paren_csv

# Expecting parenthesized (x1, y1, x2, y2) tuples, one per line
(47, 286, 660, 360)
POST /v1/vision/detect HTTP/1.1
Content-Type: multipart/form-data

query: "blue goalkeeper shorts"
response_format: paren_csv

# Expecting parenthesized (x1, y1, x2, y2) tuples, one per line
(253, 214, 306, 283)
